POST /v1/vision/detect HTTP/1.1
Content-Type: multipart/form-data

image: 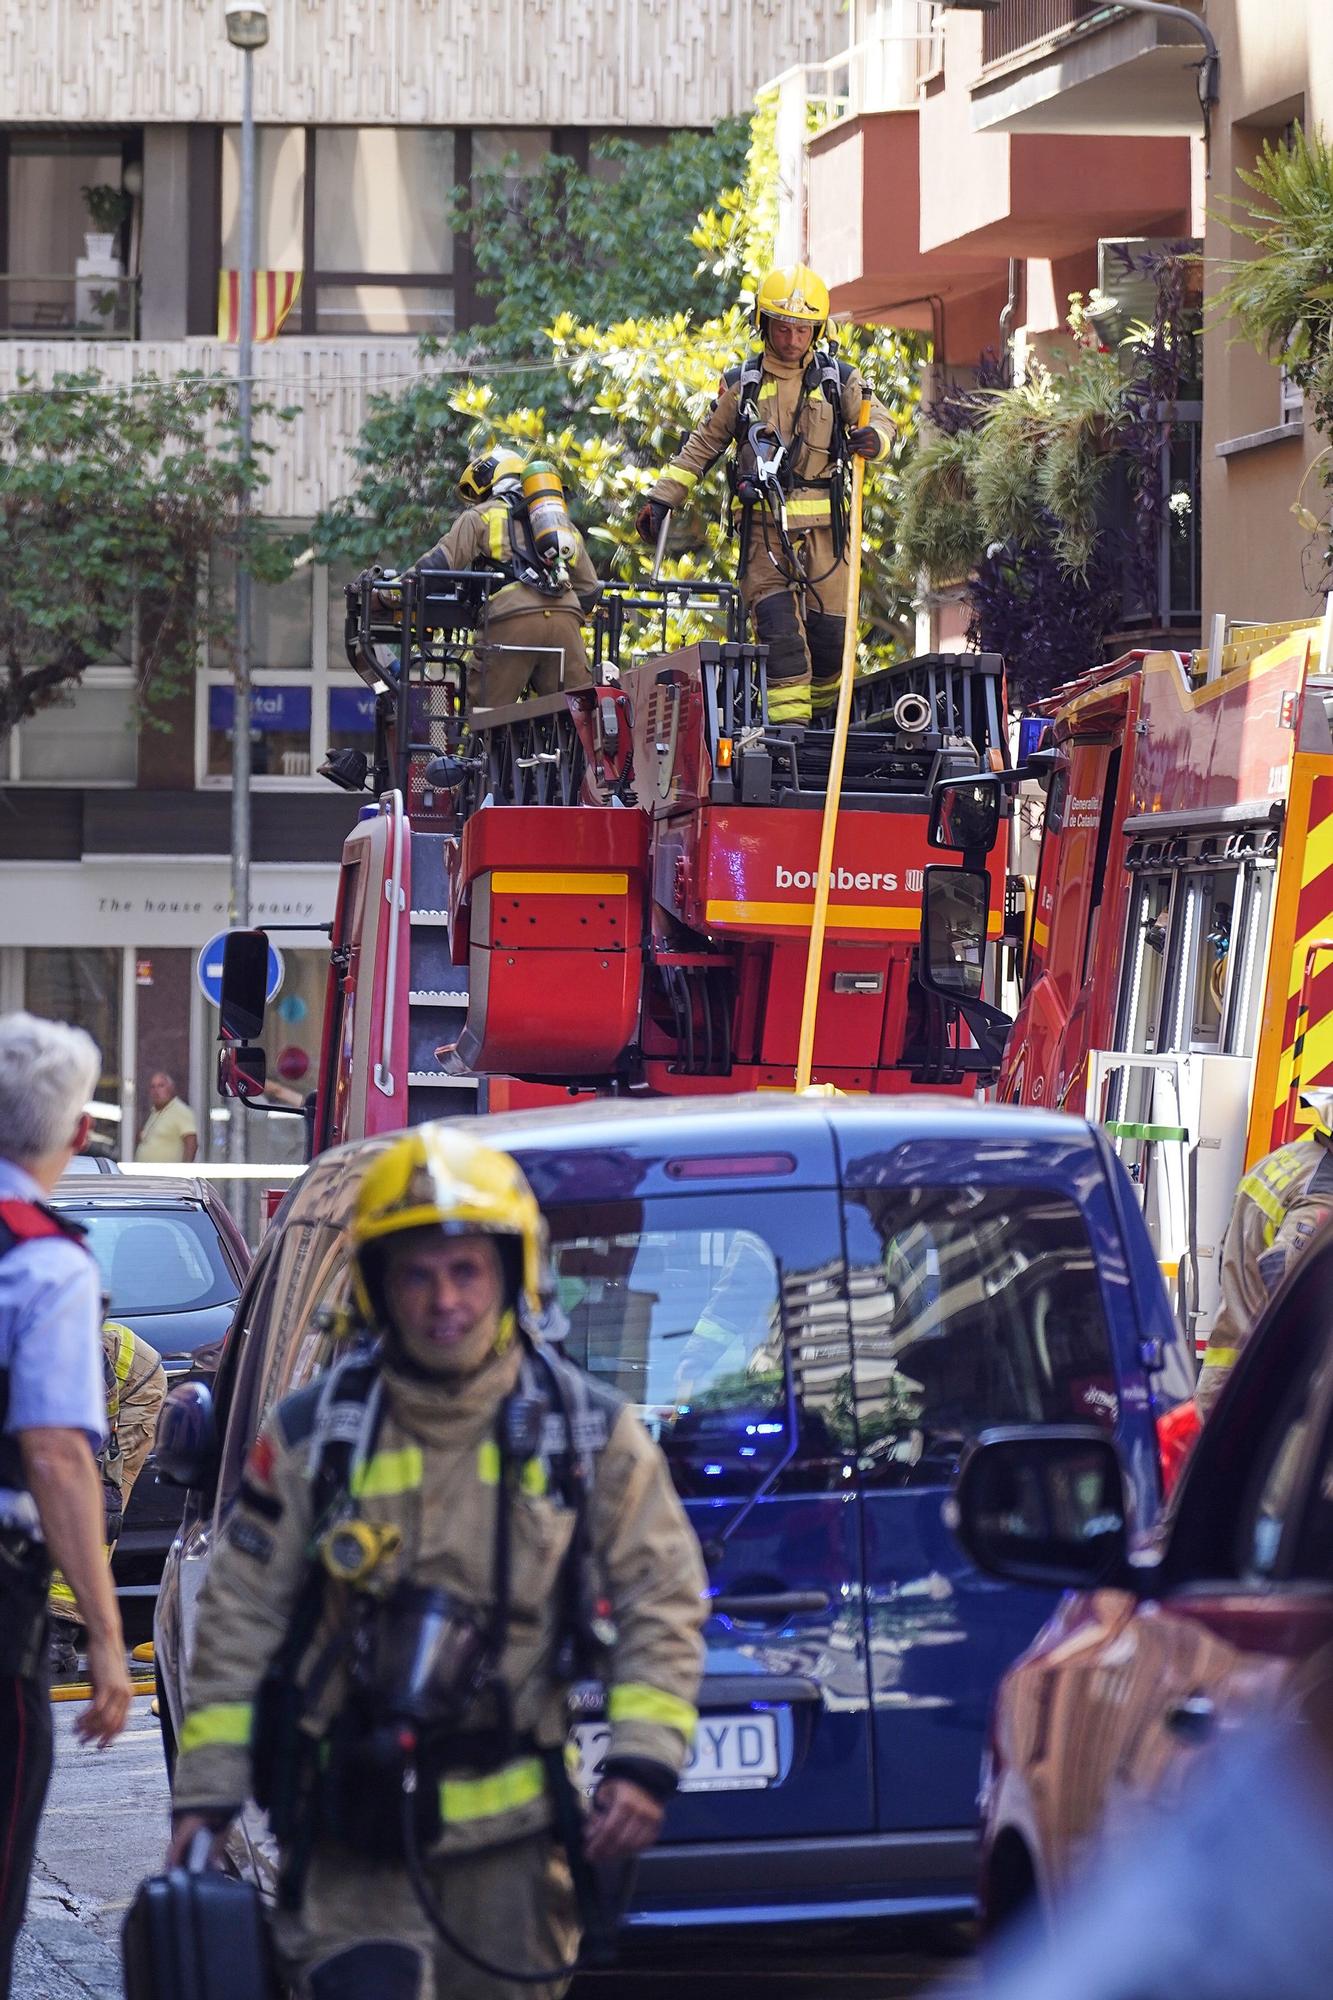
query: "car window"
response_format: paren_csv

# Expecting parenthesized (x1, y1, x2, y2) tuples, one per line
(74, 1204, 239, 1314)
(843, 1185, 1118, 1487)
(1235, 1365, 1323, 1579)
(254, 1223, 348, 1424)
(546, 1191, 853, 1499)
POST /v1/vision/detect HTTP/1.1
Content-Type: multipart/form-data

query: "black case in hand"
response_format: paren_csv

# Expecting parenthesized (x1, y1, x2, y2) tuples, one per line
(122, 1842, 279, 2000)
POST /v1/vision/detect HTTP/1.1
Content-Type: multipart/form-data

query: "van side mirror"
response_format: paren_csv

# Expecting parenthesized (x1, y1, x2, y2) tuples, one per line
(928, 775, 1002, 859)
(218, 1043, 267, 1101)
(919, 865, 988, 1003)
(950, 1429, 1131, 1591)
(155, 1380, 219, 1492)
(220, 930, 270, 1044)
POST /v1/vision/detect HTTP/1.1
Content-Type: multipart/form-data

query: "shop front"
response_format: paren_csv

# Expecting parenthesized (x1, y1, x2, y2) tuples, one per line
(2, 857, 339, 1165)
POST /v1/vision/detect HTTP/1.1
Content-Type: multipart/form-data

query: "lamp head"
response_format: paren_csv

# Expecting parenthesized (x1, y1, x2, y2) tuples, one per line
(225, 2, 270, 49)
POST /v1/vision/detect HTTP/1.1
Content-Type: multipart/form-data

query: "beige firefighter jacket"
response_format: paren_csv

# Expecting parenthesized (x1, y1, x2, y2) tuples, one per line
(49, 1319, 166, 1618)
(173, 1339, 707, 1857)
(421, 503, 601, 630)
(1197, 1130, 1333, 1418)
(648, 347, 894, 535)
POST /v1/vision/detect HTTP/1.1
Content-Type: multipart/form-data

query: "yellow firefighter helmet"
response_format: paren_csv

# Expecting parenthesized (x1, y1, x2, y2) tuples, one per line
(458, 448, 527, 504)
(349, 1126, 546, 1333)
(754, 264, 830, 333)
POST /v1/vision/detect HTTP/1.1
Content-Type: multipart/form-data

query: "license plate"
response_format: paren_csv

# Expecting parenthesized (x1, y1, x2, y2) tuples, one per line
(571, 1711, 780, 1795)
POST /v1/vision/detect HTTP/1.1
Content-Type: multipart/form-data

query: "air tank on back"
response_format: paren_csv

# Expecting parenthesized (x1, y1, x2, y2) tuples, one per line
(522, 462, 577, 569)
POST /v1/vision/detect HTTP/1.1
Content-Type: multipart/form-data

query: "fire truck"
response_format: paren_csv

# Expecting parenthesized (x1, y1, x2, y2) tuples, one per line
(217, 566, 1012, 1150)
(999, 613, 1333, 1348)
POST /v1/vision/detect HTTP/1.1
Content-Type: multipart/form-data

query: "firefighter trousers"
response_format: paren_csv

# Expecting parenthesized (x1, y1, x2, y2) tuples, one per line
(276, 1833, 580, 2000)
(741, 519, 850, 726)
(469, 609, 592, 713)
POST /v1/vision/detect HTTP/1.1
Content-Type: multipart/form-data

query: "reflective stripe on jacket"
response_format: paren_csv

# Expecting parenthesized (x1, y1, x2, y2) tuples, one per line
(1197, 1132, 1333, 1418)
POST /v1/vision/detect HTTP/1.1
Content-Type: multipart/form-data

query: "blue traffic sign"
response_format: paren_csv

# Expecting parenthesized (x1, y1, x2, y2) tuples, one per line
(196, 932, 284, 1008)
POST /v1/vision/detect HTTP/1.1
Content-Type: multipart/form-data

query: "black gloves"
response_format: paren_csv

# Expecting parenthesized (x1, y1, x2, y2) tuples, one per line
(847, 425, 882, 460)
(635, 498, 669, 544)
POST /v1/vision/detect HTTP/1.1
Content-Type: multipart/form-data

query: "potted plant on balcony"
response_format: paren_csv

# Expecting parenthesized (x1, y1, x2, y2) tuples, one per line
(80, 183, 131, 262)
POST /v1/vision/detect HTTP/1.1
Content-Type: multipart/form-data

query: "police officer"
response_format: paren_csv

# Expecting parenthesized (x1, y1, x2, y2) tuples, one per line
(169, 1127, 705, 1999)
(635, 264, 894, 726)
(0, 1013, 132, 1996)
(420, 452, 602, 712)
(1197, 1094, 1333, 1418)
(48, 1315, 166, 1678)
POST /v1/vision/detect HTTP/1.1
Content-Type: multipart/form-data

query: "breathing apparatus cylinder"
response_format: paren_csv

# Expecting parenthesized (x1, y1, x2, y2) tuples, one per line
(522, 462, 577, 568)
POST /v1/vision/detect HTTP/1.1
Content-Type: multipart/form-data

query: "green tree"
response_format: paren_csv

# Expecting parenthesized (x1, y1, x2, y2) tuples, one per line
(0, 370, 290, 737)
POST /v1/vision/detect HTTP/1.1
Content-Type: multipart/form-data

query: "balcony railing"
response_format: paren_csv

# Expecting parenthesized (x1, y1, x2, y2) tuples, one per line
(982, 0, 1109, 66)
(0, 274, 140, 340)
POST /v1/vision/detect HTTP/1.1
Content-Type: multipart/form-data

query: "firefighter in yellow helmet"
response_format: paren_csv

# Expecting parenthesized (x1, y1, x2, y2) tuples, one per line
(1197, 1093, 1333, 1419)
(48, 1314, 166, 1679)
(420, 451, 603, 713)
(635, 264, 894, 726)
(168, 1126, 706, 2000)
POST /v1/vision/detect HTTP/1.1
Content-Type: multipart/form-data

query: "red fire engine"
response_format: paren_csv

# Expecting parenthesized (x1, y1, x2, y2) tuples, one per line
(218, 567, 1012, 1149)
(1000, 614, 1333, 1348)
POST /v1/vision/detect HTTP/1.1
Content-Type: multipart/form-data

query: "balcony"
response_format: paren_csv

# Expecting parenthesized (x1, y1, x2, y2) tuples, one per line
(971, 0, 1209, 136)
(0, 272, 140, 339)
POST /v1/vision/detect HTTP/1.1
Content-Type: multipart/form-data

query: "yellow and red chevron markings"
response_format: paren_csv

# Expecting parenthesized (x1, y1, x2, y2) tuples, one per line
(1267, 769, 1333, 1151)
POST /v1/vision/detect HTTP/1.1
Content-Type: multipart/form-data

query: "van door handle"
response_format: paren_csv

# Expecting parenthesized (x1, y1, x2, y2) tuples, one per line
(710, 1590, 830, 1620)
(1164, 1694, 1216, 1743)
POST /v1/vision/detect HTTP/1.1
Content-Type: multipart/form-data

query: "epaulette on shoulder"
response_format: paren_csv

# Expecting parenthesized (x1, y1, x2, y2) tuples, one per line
(273, 1380, 324, 1451)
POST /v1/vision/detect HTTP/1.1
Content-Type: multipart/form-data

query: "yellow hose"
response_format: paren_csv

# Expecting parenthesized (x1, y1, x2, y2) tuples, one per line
(795, 402, 870, 1092)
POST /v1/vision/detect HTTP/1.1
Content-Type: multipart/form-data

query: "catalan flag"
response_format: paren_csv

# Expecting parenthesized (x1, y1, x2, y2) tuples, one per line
(217, 269, 302, 343)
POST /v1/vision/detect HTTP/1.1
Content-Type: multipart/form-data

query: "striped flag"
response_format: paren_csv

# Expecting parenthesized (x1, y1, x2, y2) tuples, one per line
(217, 269, 303, 343)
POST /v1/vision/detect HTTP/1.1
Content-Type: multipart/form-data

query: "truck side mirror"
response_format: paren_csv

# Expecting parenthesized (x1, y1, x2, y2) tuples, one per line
(220, 930, 270, 1043)
(217, 1043, 267, 1101)
(155, 1380, 219, 1493)
(949, 1429, 1132, 1592)
(919, 865, 988, 1003)
(927, 775, 1002, 858)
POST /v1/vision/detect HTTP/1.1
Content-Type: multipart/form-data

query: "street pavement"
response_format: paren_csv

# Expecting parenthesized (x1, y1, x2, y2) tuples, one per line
(16, 1697, 977, 1999)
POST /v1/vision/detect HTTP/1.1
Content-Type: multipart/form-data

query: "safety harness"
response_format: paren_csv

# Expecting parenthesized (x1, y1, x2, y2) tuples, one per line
(479, 496, 572, 601)
(254, 1339, 617, 1908)
(723, 348, 855, 593)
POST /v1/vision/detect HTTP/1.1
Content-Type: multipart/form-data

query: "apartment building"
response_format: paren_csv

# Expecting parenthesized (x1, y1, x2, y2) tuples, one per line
(789, 1, 1333, 654)
(0, 0, 843, 1159)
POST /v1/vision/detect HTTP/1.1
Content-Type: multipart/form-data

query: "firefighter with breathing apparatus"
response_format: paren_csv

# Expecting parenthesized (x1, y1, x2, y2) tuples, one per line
(1197, 1088, 1333, 1419)
(635, 264, 894, 726)
(419, 452, 603, 712)
(167, 1126, 706, 1999)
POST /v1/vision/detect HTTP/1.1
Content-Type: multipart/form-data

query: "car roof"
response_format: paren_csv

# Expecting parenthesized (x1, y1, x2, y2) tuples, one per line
(273, 1094, 1098, 1236)
(52, 1173, 211, 1206)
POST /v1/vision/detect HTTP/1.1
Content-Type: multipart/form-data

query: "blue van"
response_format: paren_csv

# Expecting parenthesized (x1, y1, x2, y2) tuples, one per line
(154, 1095, 1193, 1928)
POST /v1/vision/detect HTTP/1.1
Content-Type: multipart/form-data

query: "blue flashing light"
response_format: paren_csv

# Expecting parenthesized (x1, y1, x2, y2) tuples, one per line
(739, 1446, 756, 1458)
(703, 1463, 724, 1477)
(755, 1422, 784, 1436)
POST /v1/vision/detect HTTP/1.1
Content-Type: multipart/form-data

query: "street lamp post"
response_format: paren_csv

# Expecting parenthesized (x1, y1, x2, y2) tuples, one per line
(224, 1, 268, 1171)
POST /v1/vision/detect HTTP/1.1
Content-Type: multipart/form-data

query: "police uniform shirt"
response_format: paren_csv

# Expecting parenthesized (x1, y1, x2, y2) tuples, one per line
(0, 1159, 107, 1536)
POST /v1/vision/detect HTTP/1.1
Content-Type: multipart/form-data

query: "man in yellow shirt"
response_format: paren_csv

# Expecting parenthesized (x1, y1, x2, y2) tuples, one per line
(134, 1073, 198, 1164)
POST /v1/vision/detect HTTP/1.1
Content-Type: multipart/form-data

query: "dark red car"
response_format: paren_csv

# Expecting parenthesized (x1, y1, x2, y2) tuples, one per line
(954, 1222, 1333, 1934)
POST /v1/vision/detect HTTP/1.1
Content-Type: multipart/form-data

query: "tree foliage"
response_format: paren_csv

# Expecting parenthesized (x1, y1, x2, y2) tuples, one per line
(314, 108, 922, 660)
(1213, 123, 1333, 574)
(897, 271, 1199, 702)
(0, 371, 290, 737)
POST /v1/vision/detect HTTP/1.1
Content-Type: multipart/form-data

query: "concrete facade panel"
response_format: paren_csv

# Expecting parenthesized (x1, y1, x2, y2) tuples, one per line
(0, 0, 844, 127)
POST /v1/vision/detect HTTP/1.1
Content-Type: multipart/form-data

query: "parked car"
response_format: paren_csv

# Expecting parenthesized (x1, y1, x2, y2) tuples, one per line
(954, 1218, 1333, 1937)
(63, 1153, 123, 1175)
(154, 1096, 1193, 1927)
(50, 1171, 251, 1605)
